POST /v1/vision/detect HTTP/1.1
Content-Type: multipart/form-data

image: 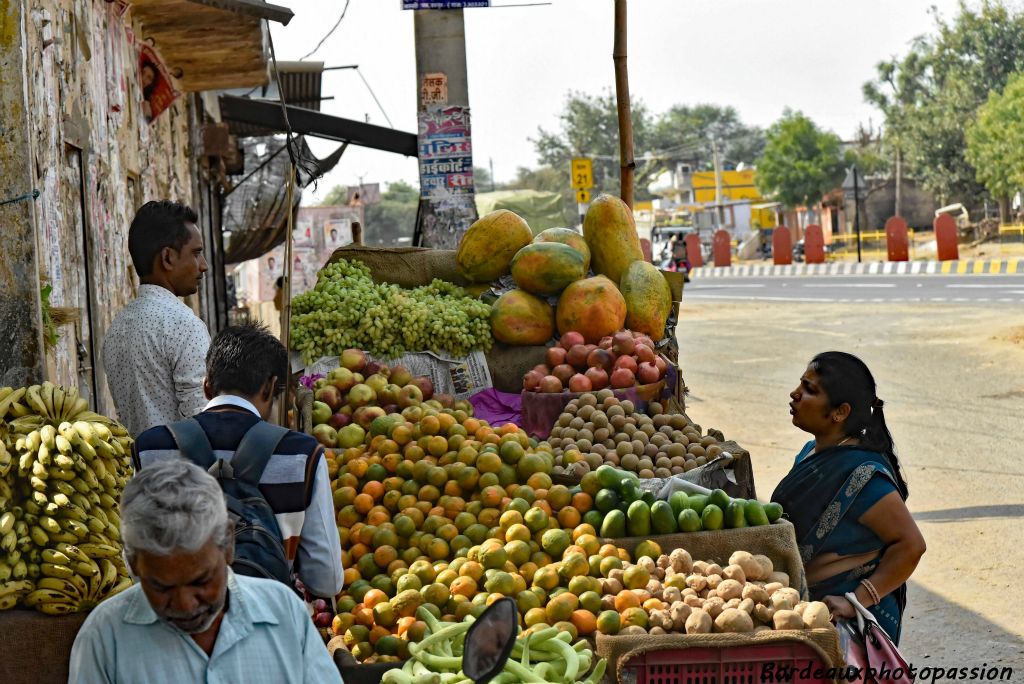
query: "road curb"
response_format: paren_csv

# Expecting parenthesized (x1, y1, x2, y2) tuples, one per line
(691, 258, 1024, 278)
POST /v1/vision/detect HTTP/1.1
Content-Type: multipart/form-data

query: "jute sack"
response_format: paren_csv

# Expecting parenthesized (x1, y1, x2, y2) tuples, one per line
(596, 628, 845, 684)
(0, 609, 89, 683)
(325, 245, 468, 287)
(602, 519, 807, 598)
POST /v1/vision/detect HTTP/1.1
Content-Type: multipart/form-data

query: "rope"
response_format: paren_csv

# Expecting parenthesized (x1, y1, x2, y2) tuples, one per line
(0, 189, 40, 207)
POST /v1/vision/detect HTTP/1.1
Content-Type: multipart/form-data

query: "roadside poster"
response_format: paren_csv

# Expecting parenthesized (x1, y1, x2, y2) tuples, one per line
(138, 44, 179, 123)
(421, 73, 448, 106)
(402, 1, 489, 9)
(324, 218, 352, 250)
(417, 105, 474, 199)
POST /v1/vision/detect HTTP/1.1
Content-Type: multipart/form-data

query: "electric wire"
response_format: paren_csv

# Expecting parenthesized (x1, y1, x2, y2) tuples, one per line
(355, 67, 394, 128)
(300, 0, 352, 61)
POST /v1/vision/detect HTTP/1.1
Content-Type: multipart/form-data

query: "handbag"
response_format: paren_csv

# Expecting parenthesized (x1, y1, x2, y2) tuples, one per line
(836, 591, 914, 684)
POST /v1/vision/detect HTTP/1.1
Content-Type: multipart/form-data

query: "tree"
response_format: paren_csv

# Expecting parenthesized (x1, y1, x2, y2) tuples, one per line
(363, 181, 419, 246)
(653, 104, 765, 170)
(863, 1, 1024, 210)
(318, 184, 349, 206)
(966, 71, 1024, 202)
(756, 110, 845, 209)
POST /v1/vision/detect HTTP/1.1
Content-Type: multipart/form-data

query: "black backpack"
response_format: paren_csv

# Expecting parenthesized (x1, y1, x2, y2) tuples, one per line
(166, 418, 293, 587)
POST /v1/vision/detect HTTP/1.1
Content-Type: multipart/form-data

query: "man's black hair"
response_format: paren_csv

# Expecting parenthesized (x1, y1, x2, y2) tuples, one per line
(128, 200, 199, 278)
(206, 322, 288, 398)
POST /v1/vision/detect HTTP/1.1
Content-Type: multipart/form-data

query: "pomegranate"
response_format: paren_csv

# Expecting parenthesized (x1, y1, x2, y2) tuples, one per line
(533, 364, 551, 375)
(654, 356, 668, 374)
(523, 370, 545, 391)
(610, 367, 635, 389)
(635, 344, 656, 364)
(637, 361, 660, 385)
(552, 364, 576, 384)
(539, 375, 563, 393)
(587, 348, 614, 372)
(585, 367, 609, 390)
(546, 346, 568, 368)
(612, 331, 635, 356)
(566, 344, 590, 370)
(560, 331, 585, 350)
(613, 355, 638, 374)
(599, 336, 614, 350)
(568, 374, 593, 393)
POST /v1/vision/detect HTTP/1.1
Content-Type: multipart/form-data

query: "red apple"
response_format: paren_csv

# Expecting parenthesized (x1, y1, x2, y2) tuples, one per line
(566, 345, 589, 370)
(313, 599, 329, 614)
(613, 355, 638, 374)
(523, 370, 545, 391)
(327, 412, 351, 430)
(390, 365, 413, 387)
(378, 383, 402, 406)
(326, 367, 356, 393)
(637, 362, 660, 385)
(568, 374, 592, 393)
(314, 611, 334, 628)
(434, 393, 455, 408)
(546, 346, 568, 368)
(539, 375, 563, 393)
(610, 367, 636, 389)
(365, 361, 389, 379)
(411, 376, 434, 400)
(314, 385, 343, 412)
(311, 424, 337, 447)
(635, 344, 656, 364)
(398, 384, 424, 408)
(552, 364, 576, 384)
(340, 348, 367, 372)
(587, 348, 614, 372)
(382, 404, 400, 414)
(612, 331, 635, 356)
(354, 406, 386, 430)
(585, 366, 609, 390)
(560, 331, 585, 350)
(347, 383, 376, 408)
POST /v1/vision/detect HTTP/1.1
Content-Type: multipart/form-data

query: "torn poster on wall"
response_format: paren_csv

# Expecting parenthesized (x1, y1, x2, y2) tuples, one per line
(138, 44, 178, 122)
(416, 105, 478, 249)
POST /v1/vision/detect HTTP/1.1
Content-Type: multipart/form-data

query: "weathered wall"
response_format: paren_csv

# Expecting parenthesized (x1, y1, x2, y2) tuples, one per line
(19, 0, 194, 414)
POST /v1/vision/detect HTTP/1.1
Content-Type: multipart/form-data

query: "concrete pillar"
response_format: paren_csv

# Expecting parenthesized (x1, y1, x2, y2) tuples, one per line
(0, 1, 46, 386)
(415, 10, 469, 106)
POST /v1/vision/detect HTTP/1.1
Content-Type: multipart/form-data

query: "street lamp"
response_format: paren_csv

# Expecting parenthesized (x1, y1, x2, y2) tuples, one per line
(842, 165, 864, 263)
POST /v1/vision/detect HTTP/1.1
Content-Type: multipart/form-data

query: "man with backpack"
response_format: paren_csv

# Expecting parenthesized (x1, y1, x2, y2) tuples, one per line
(132, 323, 343, 601)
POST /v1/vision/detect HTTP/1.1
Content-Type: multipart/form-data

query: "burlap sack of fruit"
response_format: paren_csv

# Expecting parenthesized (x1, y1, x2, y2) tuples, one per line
(326, 245, 468, 288)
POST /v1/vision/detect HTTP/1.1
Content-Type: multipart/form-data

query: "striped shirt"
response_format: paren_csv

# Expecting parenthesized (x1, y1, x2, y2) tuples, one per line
(68, 570, 342, 684)
(133, 397, 343, 599)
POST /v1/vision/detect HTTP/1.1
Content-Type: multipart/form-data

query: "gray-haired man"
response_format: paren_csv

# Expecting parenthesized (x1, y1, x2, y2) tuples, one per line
(68, 459, 342, 684)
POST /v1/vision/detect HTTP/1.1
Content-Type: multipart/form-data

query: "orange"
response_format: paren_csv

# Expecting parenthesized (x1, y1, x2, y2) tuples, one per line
(373, 546, 398, 568)
(334, 486, 357, 508)
(546, 485, 572, 511)
(427, 436, 449, 457)
(571, 492, 593, 513)
(377, 439, 400, 456)
(557, 506, 581, 530)
(404, 444, 426, 462)
(570, 609, 597, 635)
(395, 616, 417, 638)
(524, 607, 547, 627)
(343, 567, 361, 585)
(368, 625, 390, 644)
(476, 452, 502, 474)
(392, 424, 413, 445)
(526, 472, 552, 491)
(479, 485, 504, 508)
(437, 413, 456, 434)
(353, 605, 375, 626)
(544, 592, 578, 623)
(450, 576, 477, 598)
(499, 422, 520, 436)
(572, 524, 596, 541)
(362, 481, 385, 501)
(418, 485, 441, 503)
(420, 415, 441, 436)
(348, 459, 369, 479)
(614, 591, 640, 612)
(621, 606, 648, 629)
(463, 418, 481, 435)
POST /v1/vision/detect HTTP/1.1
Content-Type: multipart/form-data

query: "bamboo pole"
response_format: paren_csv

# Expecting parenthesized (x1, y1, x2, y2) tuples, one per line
(613, 0, 635, 209)
(278, 163, 296, 427)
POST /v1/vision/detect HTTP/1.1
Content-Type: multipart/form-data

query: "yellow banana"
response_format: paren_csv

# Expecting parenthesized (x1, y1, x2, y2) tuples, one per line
(24, 385, 48, 419)
(41, 382, 57, 417)
(105, 575, 133, 598)
(0, 512, 14, 535)
(37, 576, 85, 598)
(30, 491, 48, 507)
(76, 542, 119, 559)
(73, 559, 100, 577)
(94, 440, 117, 460)
(40, 424, 57, 451)
(0, 594, 19, 610)
(29, 476, 48, 493)
(42, 503, 60, 517)
(0, 387, 13, 402)
(36, 444, 52, 467)
(90, 422, 113, 442)
(70, 477, 90, 495)
(47, 530, 79, 545)
(25, 430, 42, 453)
(72, 421, 99, 447)
(47, 467, 77, 482)
(59, 504, 88, 524)
(51, 385, 67, 420)
(55, 434, 73, 456)
(18, 452, 34, 476)
(54, 480, 77, 498)
(54, 454, 76, 471)
(36, 600, 79, 615)
(86, 517, 107, 535)
(0, 387, 27, 418)
(11, 560, 27, 579)
(0, 564, 11, 582)
(51, 492, 71, 508)
(104, 523, 121, 542)
(69, 493, 91, 511)
(0, 579, 35, 597)
(41, 562, 74, 579)
(8, 401, 32, 419)
(39, 516, 61, 534)
(1, 530, 17, 552)
(41, 549, 71, 566)
(55, 543, 90, 563)
(65, 397, 88, 423)
(63, 519, 90, 540)
(31, 460, 48, 479)
(75, 440, 97, 462)
(98, 559, 118, 595)
(24, 587, 76, 607)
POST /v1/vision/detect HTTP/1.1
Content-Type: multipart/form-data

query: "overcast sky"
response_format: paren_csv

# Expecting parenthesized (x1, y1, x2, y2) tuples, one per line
(267, 0, 964, 203)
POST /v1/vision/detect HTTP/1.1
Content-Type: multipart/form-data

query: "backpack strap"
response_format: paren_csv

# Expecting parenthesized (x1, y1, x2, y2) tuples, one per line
(231, 420, 290, 486)
(166, 418, 216, 469)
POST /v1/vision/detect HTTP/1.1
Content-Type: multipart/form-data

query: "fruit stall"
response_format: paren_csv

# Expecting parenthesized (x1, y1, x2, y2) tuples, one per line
(294, 196, 845, 683)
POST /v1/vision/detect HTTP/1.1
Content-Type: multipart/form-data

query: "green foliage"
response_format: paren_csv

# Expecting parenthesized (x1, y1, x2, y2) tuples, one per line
(863, 0, 1024, 204)
(318, 181, 420, 246)
(318, 184, 349, 206)
(755, 110, 845, 208)
(966, 71, 1024, 198)
(653, 104, 764, 169)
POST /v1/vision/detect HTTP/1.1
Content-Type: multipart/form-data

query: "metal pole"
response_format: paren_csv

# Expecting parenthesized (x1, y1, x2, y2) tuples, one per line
(712, 138, 723, 227)
(278, 163, 296, 427)
(853, 166, 862, 263)
(613, 0, 635, 209)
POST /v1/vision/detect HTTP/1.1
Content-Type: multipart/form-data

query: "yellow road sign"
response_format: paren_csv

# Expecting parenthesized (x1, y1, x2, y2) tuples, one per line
(571, 158, 593, 189)
(575, 189, 591, 204)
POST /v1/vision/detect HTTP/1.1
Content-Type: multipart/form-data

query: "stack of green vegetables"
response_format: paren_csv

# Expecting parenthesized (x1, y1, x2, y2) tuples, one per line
(380, 607, 606, 684)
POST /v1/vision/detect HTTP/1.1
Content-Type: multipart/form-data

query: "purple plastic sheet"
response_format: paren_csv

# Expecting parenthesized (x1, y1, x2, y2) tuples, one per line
(468, 388, 522, 426)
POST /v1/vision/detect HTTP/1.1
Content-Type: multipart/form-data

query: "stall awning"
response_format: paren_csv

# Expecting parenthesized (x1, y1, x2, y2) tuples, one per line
(218, 95, 418, 156)
(128, 0, 293, 91)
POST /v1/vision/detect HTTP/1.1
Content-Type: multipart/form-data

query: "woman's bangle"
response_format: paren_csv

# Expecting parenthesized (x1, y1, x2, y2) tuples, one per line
(860, 579, 881, 607)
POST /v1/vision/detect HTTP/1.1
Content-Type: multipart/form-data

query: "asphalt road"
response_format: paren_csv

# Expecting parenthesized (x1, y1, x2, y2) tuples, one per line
(688, 273, 1024, 305)
(677, 299, 1024, 675)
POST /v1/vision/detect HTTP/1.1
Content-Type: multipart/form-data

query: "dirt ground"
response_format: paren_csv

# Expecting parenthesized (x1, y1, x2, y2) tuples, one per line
(677, 299, 1024, 680)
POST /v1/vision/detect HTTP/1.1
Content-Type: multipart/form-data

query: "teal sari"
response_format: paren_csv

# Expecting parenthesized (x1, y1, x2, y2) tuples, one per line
(771, 442, 906, 644)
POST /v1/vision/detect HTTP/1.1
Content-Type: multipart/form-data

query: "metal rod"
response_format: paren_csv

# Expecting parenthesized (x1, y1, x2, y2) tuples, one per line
(854, 166, 862, 263)
(278, 163, 296, 427)
(222, 143, 288, 198)
(322, 64, 359, 71)
(613, 0, 635, 209)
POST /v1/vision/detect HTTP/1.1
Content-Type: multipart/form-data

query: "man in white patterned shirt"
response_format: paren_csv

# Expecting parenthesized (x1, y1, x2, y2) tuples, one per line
(103, 201, 210, 436)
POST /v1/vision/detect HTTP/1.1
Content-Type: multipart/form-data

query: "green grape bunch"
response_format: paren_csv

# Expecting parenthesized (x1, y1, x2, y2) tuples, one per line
(290, 259, 493, 363)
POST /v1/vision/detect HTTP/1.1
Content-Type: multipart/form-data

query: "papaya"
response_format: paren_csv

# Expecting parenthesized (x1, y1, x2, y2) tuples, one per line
(620, 260, 673, 341)
(490, 289, 554, 345)
(533, 227, 591, 272)
(510, 243, 587, 296)
(582, 194, 644, 284)
(600, 509, 626, 538)
(626, 500, 651, 537)
(456, 210, 533, 282)
(555, 276, 627, 344)
(650, 500, 676, 535)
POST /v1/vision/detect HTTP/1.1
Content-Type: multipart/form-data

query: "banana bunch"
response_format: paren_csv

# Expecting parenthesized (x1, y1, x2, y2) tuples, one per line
(0, 383, 134, 614)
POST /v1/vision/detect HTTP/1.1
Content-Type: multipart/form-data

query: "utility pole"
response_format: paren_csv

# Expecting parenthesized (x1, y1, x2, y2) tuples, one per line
(854, 165, 863, 263)
(712, 138, 724, 228)
(613, 0, 635, 209)
(894, 145, 902, 219)
(489, 157, 495, 192)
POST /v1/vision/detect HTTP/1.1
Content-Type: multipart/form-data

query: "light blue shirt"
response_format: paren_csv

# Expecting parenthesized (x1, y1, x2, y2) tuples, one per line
(69, 571, 343, 684)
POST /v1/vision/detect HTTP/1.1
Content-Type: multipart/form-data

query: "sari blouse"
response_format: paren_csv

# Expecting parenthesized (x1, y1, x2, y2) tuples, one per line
(791, 441, 898, 557)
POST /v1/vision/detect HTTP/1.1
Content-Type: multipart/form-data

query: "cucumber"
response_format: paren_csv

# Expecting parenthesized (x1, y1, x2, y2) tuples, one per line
(626, 500, 652, 537)
(669, 491, 690, 517)
(726, 500, 748, 529)
(701, 504, 724, 531)
(708, 488, 732, 512)
(763, 502, 784, 523)
(745, 500, 770, 527)
(650, 500, 676, 535)
(596, 464, 635, 491)
(620, 479, 640, 503)
(641, 491, 656, 506)
(687, 494, 709, 515)
(677, 508, 702, 533)
(600, 509, 626, 538)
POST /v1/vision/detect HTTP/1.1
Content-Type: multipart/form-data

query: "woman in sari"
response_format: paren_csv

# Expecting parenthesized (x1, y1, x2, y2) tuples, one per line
(771, 352, 926, 644)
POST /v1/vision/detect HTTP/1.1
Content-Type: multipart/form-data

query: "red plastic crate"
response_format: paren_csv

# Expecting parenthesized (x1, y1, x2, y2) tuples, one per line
(619, 642, 833, 684)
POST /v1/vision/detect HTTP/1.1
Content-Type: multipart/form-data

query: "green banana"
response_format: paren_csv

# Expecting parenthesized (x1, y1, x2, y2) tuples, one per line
(0, 512, 14, 535)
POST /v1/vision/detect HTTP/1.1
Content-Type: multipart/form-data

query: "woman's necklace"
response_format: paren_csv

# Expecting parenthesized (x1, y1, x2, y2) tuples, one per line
(810, 435, 854, 457)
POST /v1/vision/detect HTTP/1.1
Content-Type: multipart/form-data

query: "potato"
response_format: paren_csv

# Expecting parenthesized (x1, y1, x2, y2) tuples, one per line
(682, 588, 698, 598)
(684, 594, 703, 608)
(802, 601, 832, 629)
(601, 594, 616, 611)
(773, 609, 805, 630)
(794, 601, 807, 617)
(670, 602, 692, 630)
(653, 567, 665, 581)
(703, 596, 726, 618)
(620, 625, 648, 636)
(754, 604, 775, 625)
(692, 560, 709, 575)
(722, 564, 746, 583)
(638, 557, 656, 574)
(647, 579, 664, 595)
(663, 587, 683, 605)
(705, 574, 723, 590)
(704, 563, 724, 577)
(685, 574, 708, 592)
(657, 554, 672, 570)
(767, 571, 790, 587)
(649, 626, 668, 635)
(609, 569, 624, 583)
(724, 598, 741, 610)
(742, 584, 770, 604)
(752, 555, 774, 580)
(716, 579, 744, 601)
(633, 589, 652, 603)
(728, 551, 761, 581)
(753, 625, 772, 634)
(714, 608, 755, 633)
(763, 582, 784, 595)
(685, 609, 713, 634)
(649, 609, 673, 631)
(738, 598, 756, 615)
(770, 588, 801, 611)
(669, 548, 693, 574)
(604, 578, 623, 595)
